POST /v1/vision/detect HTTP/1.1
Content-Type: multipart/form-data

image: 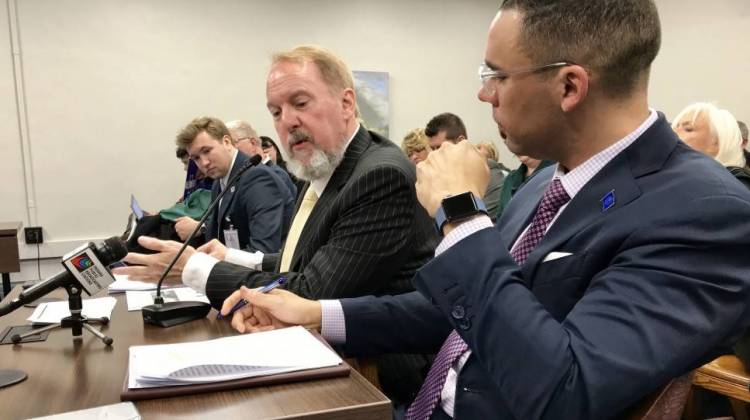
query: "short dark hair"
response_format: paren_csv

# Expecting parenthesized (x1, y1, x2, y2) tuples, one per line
(500, 0, 661, 97)
(739, 121, 749, 142)
(424, 112, 468, 141)
(260, 135, 286, 165)
(175, 147, 188, 160)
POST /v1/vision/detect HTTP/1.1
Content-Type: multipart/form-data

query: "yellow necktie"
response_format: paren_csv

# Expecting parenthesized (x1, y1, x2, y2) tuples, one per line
(279, 187, 318, 272)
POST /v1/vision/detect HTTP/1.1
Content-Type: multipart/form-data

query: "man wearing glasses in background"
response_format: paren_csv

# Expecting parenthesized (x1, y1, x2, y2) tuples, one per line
(222, 1, 750, 419)
(227, 120, 297, 199)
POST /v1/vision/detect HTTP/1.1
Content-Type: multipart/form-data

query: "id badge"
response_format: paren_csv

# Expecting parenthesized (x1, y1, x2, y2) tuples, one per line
(224, 227, 240, 249)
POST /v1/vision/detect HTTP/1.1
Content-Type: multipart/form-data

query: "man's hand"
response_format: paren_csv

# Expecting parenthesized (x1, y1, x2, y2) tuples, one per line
(416, 140, 490, 217)
(197, 239, 228, 260)
(220, 286, 322, 334)
(174, 217, 200, 241)
(111, 236, 195, 284)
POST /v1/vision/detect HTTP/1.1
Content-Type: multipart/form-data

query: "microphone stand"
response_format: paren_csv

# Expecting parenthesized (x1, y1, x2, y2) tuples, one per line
(142, 155, 262, 327)
(11, 282, 112, 345)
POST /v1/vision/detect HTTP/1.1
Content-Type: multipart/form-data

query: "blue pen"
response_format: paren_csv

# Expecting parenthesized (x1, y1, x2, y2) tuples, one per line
(217, 276, 286, 320)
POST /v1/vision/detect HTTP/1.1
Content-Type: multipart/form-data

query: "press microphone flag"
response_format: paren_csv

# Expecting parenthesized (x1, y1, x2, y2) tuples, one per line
(0, 237, 127, 317)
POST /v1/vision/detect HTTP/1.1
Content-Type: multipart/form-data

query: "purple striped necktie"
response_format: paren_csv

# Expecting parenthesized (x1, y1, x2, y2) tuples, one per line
(405, 178, 570, 420)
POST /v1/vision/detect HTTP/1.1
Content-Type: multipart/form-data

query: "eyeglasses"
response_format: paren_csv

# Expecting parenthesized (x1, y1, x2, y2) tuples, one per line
(235, 137, 252, 143)
(478, 61, 571, 84)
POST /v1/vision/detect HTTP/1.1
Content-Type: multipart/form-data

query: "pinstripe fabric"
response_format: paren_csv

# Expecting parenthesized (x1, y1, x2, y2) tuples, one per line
(206, 127, 438, 301)
(205, 127, 440, 403)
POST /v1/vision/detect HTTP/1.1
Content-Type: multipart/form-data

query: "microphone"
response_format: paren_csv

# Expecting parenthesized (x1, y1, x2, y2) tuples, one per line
(142, 153, 263, 327)
(0, 237, 127, 317)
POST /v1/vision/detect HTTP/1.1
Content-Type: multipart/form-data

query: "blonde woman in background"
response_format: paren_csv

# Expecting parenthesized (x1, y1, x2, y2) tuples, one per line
(675, 103, 750, 370)
(672, 102, 750, 189)
(401, 128, 431, 164)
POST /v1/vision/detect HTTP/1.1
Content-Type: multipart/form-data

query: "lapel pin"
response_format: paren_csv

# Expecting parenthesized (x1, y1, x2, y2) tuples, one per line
(230, 186, 236, 194)
(601, 190, 616, 212)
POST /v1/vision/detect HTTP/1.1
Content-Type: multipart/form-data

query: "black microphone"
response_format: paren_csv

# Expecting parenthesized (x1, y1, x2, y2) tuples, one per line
(142, 153, 263, 327)
(0, 237, 127, 317)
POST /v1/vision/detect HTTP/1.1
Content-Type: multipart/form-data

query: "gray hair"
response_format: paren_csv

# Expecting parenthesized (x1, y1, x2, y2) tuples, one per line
(225, 120, 259, 144)
(672, 102, 745, 167)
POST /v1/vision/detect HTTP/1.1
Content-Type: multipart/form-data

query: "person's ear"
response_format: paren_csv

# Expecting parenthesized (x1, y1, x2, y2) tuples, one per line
(557, 65, 589, 113)
(341, 88, 357, 118)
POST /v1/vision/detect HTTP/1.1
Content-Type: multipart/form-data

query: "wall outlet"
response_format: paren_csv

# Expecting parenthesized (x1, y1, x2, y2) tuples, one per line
(24, 227, 43, 244)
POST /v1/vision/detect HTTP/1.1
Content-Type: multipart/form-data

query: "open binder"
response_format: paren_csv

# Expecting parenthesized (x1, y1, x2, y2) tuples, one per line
(121, 328, 350, 401)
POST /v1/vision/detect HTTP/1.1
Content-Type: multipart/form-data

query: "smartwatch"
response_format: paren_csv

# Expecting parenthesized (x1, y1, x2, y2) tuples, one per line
(434, 192, 487, 235)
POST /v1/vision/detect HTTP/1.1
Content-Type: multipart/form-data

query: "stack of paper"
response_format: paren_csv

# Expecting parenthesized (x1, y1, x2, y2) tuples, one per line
(109, 274, 181, 293)
(27, 297, 117, 324)
(125, 287, 209, 311)
(128, 326, 343, 388)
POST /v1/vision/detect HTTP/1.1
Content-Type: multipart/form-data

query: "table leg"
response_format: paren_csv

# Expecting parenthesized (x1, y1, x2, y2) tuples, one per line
(2, 272, 10, 298)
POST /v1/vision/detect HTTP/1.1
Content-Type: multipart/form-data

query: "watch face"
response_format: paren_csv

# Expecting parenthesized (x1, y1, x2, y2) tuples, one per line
(443, 192, 478, 220)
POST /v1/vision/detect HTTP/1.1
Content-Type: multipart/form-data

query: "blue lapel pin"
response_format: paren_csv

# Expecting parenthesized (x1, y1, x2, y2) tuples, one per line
(601, 190, 616, 212)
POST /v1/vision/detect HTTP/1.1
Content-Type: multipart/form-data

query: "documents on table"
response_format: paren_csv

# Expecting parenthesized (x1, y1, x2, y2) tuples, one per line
(28, 401, 140, 420)
(27, 297, 117, 324)
(128, 326, 343, 389)
(125, 287, 209, 311)
(109, 274, 181, 293)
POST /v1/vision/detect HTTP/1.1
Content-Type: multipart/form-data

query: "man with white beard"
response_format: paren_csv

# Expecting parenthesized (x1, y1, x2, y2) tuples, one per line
(115, 45, 439, 405)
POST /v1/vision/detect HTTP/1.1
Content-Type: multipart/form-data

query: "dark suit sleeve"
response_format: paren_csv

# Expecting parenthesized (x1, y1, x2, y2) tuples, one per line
(206, 165, 420, 306)
(415, 195, 750, 420)
(340, 291, 452, 356)
(237, 168, 287, 253)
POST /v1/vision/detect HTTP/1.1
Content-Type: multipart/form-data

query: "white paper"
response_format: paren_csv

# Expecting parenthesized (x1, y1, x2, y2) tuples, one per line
(28, 402, 140, 420)
(109, 274, 181, 293)
(128, 326, 342, 389)
(27, 297, 117, 325)
(125, 287, 209, 311)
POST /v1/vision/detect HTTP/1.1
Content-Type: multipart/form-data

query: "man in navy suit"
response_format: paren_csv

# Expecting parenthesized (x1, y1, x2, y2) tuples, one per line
(226, 119, 298, 200)
(171, 116, 294, 254)
(221, 1, 750, 419)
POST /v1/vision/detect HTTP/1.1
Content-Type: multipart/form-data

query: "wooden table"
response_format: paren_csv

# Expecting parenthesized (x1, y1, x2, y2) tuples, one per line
(0, 287, 391, 419)
(0, 222, 22, 298)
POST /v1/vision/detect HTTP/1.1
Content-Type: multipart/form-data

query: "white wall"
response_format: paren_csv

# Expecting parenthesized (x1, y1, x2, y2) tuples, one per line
(2, 0, 749, 284)
(651, 0, 750, 120)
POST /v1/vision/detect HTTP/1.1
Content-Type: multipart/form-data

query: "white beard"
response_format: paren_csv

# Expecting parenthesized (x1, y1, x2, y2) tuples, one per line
(286, 145, 345, 181)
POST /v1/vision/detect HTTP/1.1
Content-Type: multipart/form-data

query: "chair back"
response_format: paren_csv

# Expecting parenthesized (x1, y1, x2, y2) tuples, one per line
(623, 372, 694, 420)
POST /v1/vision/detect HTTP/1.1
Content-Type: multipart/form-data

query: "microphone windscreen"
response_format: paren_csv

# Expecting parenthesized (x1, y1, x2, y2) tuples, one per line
(100, 236, 128, 264)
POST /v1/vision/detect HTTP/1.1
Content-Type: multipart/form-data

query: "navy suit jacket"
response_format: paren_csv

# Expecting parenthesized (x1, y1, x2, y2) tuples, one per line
(341, 116, 750, 419)
(205, 151, 295, 253)
(266, 161, 298, 199)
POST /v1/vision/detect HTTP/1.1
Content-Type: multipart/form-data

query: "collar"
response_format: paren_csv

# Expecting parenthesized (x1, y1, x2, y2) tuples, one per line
(553, 109, 658, 200)
(220, 148, 239, 191)
(309, 123, 361, 197)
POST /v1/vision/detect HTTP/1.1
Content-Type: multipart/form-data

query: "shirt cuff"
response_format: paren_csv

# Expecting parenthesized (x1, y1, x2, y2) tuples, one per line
(182, 252, 220, 294)
(435, 215, 494, 256)
(320, 300, 346, 345)
(225, 248, 264, 270)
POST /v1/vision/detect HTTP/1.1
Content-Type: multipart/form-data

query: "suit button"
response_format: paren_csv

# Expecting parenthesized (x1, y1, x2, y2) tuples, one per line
(451, 305, 465, 319)
(458, 318, 471, 330)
